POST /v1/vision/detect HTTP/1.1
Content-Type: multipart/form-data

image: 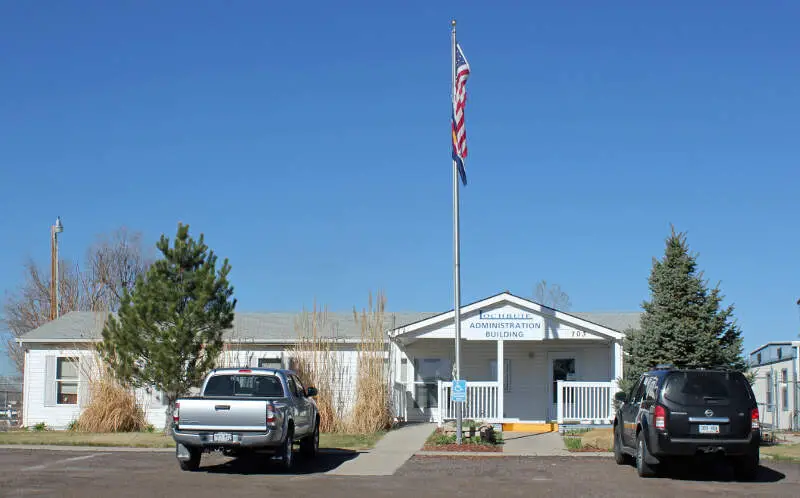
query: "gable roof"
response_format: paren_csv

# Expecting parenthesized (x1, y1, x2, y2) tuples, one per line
(17, 310, 438, 344)
(18, 294, 641, 345)
(389, 292, 640, 341)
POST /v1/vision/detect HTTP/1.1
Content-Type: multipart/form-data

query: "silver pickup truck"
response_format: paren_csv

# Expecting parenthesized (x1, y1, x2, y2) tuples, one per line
(172, 368, 319, 472)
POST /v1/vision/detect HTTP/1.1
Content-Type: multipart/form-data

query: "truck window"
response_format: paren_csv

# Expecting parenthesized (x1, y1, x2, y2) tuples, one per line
(286, 376, 299, 398)
(292, 375, 306, 397)
(204, 374, 285, 397)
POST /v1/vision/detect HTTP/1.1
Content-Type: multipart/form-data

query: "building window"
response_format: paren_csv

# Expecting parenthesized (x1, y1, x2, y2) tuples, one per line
(400, 359, 408, 383)
(757, 353, 761, 364)
(412, 358, 451, 410)
(765, 372, 773, 412)
(258, 357, 282, 369)
(782, 385, 789, 411)
(414, 358, 451, 383)
(777, 348, 782, 360)
(781, 368, 788, 384)
(489, 359, 512, 393)
(56, 358, 79, 405)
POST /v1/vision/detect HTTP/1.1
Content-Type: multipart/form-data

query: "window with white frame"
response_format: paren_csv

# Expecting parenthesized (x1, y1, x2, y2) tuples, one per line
(489, 359, 511, 393)
(413, 358, 451, 409)
(258, 357, 283, 369)
(766, 372, 773, 412)
(781, 369, 789, 411)
(56, 358, 79, 405)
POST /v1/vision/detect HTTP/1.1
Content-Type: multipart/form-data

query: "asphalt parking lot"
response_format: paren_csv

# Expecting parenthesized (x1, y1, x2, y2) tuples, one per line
(1, 449, 799, 497)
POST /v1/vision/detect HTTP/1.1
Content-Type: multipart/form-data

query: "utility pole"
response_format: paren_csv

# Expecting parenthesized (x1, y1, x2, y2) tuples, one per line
(50, 216, 64, 320)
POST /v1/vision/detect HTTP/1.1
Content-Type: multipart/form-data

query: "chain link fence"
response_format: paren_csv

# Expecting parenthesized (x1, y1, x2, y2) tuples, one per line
(0, 377, 23, 430)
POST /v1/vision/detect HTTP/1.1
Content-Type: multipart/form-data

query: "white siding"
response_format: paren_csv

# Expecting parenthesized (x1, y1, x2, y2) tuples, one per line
(749, 359, 798, 431)
(24, 347, 94, 429)
(23, 343, 366, 430)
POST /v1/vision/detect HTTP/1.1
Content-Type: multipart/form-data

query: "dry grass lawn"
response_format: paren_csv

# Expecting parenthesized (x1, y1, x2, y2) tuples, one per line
(0, 431, 173, 448)
(564, 428, 613, 452)
(761, 443, 800, 461)
(0, 430, 383, 450)
(580, 428, 613, 450)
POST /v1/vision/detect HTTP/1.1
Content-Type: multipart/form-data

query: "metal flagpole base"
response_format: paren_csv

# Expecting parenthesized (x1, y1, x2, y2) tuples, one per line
(456, 404, 463, 444)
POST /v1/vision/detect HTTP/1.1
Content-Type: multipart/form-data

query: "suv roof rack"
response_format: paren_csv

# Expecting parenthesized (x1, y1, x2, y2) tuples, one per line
(653, 363, 675, 370)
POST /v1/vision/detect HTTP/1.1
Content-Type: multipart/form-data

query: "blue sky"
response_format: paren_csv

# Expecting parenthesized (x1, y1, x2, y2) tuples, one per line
(1, 1, 798, 375)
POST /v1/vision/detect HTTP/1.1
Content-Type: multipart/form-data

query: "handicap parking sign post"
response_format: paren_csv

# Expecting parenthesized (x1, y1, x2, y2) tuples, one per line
(451, 379, 467, 403)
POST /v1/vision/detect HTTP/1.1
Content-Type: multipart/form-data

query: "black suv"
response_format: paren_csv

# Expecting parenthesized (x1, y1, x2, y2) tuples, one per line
(612, 366, 760, 479)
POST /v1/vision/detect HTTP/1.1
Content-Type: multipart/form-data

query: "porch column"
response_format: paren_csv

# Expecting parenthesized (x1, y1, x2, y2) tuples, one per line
(611, 340, 623, 421)
(612, 340, 623, 389)
(497, 339, 504, 420)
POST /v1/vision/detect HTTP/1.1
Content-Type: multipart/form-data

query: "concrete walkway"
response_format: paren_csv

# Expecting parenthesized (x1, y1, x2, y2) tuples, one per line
(502, 431, 572, 456)
(327, 423, 435, 476)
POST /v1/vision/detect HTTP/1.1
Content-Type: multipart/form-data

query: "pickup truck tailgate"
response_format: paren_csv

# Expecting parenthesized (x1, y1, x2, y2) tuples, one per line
(177, 398, 268, 432)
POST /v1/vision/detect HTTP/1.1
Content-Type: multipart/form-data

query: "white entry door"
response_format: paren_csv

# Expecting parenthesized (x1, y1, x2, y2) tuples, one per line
(547, 353, 577, 421)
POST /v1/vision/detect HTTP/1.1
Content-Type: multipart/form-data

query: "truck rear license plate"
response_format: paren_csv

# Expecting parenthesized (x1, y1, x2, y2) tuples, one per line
(699, 424, 719, 434)
(213, 432, 234, 442)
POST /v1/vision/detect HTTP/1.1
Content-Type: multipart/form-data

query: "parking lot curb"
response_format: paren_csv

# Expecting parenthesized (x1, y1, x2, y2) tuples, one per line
(415, 450, 614, 458)
(0, 444, 176, 452)
(0, 444, 369, 454)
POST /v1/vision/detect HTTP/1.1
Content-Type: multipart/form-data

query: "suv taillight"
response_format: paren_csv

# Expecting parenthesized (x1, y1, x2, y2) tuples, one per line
(751, 408, 760, 430)
(654, 405, 666, 431)
(173, 402, 180, 424)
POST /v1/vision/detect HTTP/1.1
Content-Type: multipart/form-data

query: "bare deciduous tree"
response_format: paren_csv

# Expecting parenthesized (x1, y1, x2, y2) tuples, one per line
(2, 228, 151, 372)
(84, 228, 149, 312)
(534, 280, 572, 311)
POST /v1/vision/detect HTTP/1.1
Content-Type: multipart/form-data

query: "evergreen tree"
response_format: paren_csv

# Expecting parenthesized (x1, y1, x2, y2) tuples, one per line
(623, 226, 744, 389)
(98, 224, 236, 430)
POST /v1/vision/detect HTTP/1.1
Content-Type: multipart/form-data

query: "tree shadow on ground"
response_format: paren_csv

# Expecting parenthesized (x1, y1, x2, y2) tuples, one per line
(200, 448, 361, 475)
(655, 459, 786, 483)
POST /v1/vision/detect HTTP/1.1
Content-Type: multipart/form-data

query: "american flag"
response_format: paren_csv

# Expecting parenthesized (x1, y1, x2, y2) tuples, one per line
(451, 43, 470, 185)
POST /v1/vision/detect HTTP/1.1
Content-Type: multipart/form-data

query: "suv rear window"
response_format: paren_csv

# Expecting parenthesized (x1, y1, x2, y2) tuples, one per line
(203, 374, 285, 397)
(662, 371, 751, 406)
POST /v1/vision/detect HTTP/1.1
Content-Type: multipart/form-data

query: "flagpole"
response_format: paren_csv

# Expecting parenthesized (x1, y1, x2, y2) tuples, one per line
(451, 18, 463, 446)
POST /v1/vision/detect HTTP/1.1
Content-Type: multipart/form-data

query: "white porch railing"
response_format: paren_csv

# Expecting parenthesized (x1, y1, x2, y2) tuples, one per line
(557, 380, 615, 424)
(437, 381, 500, 423)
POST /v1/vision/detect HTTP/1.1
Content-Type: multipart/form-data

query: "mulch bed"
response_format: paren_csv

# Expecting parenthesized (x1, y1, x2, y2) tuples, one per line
(422, 444, 503, 452)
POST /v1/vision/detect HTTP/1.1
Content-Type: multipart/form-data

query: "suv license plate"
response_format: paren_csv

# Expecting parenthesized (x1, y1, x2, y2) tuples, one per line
(699, 424, 719, 434)
(213, 432, 234, 443)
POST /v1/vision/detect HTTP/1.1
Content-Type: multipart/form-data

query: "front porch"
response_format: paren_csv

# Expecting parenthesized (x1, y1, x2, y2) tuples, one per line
(388, 292, 626, 430)
(434, 379, 617, 428)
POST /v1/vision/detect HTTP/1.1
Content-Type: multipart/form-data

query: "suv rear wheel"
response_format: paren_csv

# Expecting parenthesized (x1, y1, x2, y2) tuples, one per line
(636, 432, 656, 478)
(732, 448, 759, 481)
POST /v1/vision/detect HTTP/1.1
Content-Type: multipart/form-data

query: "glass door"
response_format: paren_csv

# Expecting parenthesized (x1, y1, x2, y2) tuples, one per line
(549, 356, 576, 421)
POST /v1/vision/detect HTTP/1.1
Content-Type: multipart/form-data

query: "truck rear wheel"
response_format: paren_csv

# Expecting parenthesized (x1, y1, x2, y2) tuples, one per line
(279, 427, 294, 472)
(300, 419, 320, 458)
(179, 447, 201, 472)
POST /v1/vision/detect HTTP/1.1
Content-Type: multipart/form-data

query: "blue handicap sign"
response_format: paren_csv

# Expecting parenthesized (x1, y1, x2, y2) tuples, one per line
(451, 379, 467, 403)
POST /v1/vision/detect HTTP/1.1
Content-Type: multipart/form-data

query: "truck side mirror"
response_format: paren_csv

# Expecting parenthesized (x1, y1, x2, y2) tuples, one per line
(306, 387, 318, 397)
(614, 391, 627, 403)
